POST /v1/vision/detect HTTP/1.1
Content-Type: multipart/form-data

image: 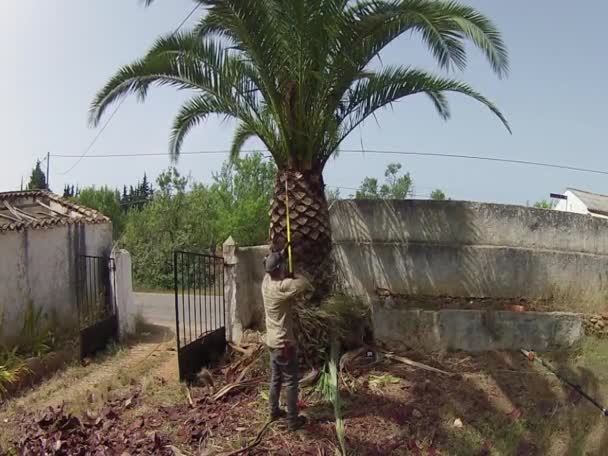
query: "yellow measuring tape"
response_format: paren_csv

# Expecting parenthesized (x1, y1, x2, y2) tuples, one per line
(285, 177, 293, 275)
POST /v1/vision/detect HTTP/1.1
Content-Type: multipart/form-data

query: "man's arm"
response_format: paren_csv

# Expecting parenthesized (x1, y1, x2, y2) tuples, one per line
(280, 274, 314, 300)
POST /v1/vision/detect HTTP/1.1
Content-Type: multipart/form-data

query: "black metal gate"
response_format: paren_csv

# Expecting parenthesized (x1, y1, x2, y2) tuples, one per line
(174, 250, 226, 382)
(76, 255, 118, 359)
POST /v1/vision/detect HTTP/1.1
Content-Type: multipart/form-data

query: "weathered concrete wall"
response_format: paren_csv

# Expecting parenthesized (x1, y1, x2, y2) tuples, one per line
(373, 307, 584, 352)
(223, 238, 267, 343)
(332, 200, 608, 313)
(0, 222, 112, 345)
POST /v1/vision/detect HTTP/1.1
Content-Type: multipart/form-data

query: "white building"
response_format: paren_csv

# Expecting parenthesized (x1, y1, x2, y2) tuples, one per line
(554, 188, 608, 219)
(0, 191, 112, 345)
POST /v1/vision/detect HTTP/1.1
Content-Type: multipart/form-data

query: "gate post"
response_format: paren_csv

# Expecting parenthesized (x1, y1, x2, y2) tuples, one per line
(223, 237, 241, 343)
(112, 249, 136, 340)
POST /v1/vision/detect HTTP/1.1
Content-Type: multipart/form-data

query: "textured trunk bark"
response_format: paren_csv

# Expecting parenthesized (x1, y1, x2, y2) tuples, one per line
(269, 168, 332, 294)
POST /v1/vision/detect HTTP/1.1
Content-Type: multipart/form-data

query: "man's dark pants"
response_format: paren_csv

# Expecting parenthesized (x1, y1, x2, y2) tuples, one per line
(269, 346, 298, 424)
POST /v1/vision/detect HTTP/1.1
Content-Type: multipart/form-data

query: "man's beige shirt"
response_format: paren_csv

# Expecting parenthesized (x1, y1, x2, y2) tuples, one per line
(261, 274, 312, 349)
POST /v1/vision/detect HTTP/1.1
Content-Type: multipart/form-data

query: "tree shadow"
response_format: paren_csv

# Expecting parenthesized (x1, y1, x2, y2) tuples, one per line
(329, 199, 608, 454)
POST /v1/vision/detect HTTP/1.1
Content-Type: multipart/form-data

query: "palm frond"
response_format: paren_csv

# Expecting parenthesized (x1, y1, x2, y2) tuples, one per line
(169, 94, 241, 160)
(329, 66, 510, 161)
(89, 32, 260, 128)
(230, 122, 257, 162)
(94, 0, 510, 171)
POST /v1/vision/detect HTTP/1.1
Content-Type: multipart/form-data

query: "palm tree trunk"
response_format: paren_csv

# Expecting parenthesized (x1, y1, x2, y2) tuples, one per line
(269, 168, 332, 293)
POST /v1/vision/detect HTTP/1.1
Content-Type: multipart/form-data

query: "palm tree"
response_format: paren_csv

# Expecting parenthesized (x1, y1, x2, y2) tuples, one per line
(90, 0, 510, 286)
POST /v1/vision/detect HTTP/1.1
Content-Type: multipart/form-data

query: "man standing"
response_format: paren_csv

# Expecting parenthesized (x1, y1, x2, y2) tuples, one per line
(262, 250, 312, 431)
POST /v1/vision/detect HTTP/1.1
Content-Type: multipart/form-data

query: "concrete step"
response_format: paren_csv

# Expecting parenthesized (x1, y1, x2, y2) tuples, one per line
(373, 307, 584, 352)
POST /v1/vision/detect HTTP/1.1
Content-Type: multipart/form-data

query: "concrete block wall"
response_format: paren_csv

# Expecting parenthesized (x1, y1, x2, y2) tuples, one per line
(332, 200, 608, 312)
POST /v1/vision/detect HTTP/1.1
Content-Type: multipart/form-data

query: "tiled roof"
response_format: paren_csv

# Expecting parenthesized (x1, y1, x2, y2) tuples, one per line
(568, 188, 608, 216)
(0, 191, 110, 233)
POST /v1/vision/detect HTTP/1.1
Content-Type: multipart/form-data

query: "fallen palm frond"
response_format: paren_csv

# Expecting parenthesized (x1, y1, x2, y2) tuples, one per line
(212, 346, 264, 401)
(294, 293, 371, 367)
(381, 352, 455, 377)
(330, 342, 347, 456)
(316, 341, 347, 456)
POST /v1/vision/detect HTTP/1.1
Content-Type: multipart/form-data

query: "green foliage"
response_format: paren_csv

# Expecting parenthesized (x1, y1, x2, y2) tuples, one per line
(91, 0, 510, 172)
(431, 189, 447, 200)
(0, 365, 18, 396)
(120, 173, 154, 210)
(534, 200, 552, 209)
(27, 160, 47, 191)
(120, 167, 196, 289)
(209, 153, 276, 245)
(120, 153, 273, 289)
(356, 163, 412, 199)
(62, 185, 77, 199)
(0, 348, 28, 397)
(18, 302, 54, 357)
(74, 186, 125, 239)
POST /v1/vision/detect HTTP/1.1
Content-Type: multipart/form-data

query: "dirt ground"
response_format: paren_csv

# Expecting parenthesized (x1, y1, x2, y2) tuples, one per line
(2, 326, 608, 455)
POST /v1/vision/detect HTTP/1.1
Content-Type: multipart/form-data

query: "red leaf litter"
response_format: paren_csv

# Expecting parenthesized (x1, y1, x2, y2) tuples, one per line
(13, 386, 174, 455)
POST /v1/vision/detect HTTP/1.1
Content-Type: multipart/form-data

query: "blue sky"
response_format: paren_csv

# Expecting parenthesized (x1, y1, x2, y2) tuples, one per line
(1, 1, 607, 204)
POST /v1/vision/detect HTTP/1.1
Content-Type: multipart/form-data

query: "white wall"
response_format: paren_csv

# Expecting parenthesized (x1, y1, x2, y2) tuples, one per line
(554, 191, 589, 215)
(0, 222, 112, 345)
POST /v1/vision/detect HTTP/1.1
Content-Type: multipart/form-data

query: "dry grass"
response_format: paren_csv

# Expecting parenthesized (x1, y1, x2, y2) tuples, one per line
(0, 324, 179, 450)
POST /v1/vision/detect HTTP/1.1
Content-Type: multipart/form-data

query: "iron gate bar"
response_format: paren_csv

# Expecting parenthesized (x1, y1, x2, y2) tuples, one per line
(173, 250, 226, 381)
(76, 255, 118, 359)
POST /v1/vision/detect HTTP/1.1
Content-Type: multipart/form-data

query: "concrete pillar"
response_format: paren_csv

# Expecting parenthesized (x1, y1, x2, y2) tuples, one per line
(112, 249, 136, 340)
(223, 237, 242, 343)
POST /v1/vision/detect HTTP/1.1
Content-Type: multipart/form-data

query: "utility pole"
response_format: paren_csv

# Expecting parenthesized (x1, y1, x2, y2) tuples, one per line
(46, 152, 50, 191)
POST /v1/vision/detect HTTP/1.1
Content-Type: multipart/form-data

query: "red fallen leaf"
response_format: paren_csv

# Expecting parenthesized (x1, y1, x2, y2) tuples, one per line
(428, 446, 439, 455)
(507, 408, 522, 421)
(297, 399, 308, 409)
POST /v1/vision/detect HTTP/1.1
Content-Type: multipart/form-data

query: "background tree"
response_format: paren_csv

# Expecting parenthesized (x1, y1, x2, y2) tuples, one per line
(534, 200, 552, 209)
(91, 0, 510, 287)
(355, 177, 380, 199)
(356, 163, 412, 199)
(430, 189, 447, 201)
(209, 153, 276, 245)
(74, 187, 125, 238)
(379, 163, 412, 199)
(118, 154, 274, 289)
(27, 160, 47, 190)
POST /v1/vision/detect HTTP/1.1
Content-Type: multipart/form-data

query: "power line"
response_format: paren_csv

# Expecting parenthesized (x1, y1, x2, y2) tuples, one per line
(58, 2, 202, 176)
(339, 149, 608, 177)
(51, 148, 608, 177)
